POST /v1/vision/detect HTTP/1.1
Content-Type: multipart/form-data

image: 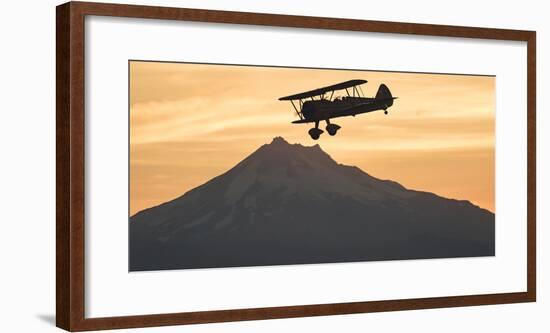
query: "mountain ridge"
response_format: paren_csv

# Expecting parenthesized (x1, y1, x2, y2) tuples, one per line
(130, 136, 494, 271)
(132, 136, 490, 218)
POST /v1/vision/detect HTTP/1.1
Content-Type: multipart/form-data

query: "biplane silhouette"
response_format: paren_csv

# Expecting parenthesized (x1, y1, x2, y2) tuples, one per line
(279, 79, 397, 139)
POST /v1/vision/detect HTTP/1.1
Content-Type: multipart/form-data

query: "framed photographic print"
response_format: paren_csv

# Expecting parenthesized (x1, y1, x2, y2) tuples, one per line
(56, 1, 536, 331)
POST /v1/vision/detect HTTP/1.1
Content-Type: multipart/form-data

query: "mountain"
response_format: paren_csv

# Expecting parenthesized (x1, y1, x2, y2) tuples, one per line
(130, 137, 494, 271)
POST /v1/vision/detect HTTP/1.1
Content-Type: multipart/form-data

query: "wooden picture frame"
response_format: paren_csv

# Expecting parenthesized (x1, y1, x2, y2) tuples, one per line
(56, 1, 536, 331)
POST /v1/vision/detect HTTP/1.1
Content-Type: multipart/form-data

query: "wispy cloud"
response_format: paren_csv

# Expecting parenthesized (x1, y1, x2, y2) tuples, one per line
(129, 61, 495, 214)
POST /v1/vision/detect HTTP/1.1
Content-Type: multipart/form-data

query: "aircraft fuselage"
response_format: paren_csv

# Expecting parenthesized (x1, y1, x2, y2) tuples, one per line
(293, 96, 395, 124)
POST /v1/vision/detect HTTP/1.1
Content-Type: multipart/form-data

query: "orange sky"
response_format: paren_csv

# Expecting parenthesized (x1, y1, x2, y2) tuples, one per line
(129, 61, 495, 216)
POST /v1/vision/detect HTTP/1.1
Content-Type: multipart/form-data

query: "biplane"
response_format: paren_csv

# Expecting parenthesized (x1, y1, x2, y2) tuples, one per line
(279, 79, 397, 140)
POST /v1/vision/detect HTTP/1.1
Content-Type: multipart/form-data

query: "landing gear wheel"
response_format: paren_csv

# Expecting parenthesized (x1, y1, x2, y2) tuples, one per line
(384, 110, 388, 115)
(326, 123, 341, 136)
(308, 128, 324, 140)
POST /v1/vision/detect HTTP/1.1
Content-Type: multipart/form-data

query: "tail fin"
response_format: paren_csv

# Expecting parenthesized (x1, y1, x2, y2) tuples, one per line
(375, 84, 394, 107)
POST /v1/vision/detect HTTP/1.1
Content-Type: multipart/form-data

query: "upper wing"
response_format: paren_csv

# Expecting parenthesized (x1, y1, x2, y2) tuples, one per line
(279, 79, 367, 101)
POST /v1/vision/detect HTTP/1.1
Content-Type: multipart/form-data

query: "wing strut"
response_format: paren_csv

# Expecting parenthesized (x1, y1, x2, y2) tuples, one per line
(290, 100, 304, 119)
(358, 85, 365, 97)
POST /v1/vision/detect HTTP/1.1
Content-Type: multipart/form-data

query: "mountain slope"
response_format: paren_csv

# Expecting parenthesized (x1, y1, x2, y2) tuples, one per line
(130, 137, 494, 271)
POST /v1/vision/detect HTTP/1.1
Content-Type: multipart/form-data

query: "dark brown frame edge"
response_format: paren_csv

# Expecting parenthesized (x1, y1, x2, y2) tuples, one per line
(56, 1, 536, 331)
